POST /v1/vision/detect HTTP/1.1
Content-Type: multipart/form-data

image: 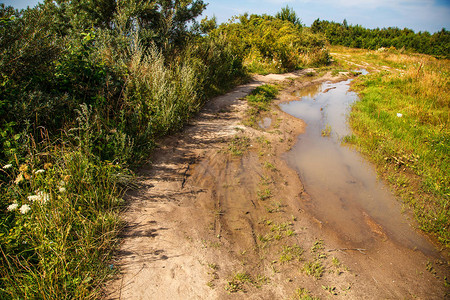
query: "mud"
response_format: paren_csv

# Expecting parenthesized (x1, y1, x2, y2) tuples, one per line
(104, 71, 449, 299)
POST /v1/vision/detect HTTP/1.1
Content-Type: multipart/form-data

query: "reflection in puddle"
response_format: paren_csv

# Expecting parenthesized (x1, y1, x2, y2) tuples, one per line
(258, 117, 272, 129)
(280, 78, 437, 256)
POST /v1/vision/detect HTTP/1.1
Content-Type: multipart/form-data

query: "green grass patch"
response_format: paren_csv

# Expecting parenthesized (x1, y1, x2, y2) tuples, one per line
(227, 136, 251, 156)
(302, 260, 325, 279)
(244, 84, 279, 128)
(280, 245, 304, 263)
(225, 272, 269, 293)
(291, 287, 320, 300)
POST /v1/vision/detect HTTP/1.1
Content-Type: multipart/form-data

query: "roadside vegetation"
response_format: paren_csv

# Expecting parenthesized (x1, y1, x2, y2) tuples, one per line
(212, 7, 330, 75)
(0, 1, 329, 298)
(334, 47, 449, 246)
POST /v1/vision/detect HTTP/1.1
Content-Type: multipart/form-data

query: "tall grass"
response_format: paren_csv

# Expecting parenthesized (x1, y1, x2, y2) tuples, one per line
(0, 22, 251, 298)
(339, 47, 450, 246)
(0, 123, 130, 298)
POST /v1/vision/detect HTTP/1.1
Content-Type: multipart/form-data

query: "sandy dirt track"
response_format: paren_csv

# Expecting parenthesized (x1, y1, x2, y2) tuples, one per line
(104, 70, 449, 299)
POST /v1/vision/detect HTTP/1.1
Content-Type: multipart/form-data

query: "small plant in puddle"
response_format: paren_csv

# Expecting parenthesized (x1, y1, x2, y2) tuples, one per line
(280, 245, 304, 263)
(292, 287, 320, 300)
(303, 260, 325, 279)
(228, 136, 251, 156)
(321, 124, 332, 137)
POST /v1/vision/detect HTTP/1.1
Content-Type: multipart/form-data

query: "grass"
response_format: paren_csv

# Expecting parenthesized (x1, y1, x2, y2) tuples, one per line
(244, 84, 279, 128)
(302, 260, 325, 279)
(321, 124, 332, 137)
(280, 245, 304, 263)
(225, 272, 269, 293)
(257, 188, 272, 201)
(333, 47, 450, 247)
(291, 287, 320, 300)
(0, 141, 130, 298)
(227, 136, 251, 156)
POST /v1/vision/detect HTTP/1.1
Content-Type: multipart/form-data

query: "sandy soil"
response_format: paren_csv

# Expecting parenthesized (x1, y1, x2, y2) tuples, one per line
(104, 70, 449, 299)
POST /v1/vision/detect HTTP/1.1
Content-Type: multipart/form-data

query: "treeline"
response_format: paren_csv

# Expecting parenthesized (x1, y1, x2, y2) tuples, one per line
(311, 19, 450, 58)
(0, 2, 328, 298)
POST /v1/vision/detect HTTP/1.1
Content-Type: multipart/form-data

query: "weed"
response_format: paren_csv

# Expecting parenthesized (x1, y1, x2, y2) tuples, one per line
(321, 124, 332, 137)
(322, 285, 338, 295)
(265, 201, 284, 213)
(310, 240, 324, 253)
(256, 136, 271, 146)
(292, 287, 320, 300)
(280, 245, 304, 263)
(257, 188, 272, 200)
(426, 261, 437, 276)
(332, 257, 340, 267)
(226, 272, 253, 293)
(225, 271, 268, 293)
(227, 136, 251, 156)
(264, 161, 278, 171)
(286, 229, 295, 236)
(303, 260, 325, 279)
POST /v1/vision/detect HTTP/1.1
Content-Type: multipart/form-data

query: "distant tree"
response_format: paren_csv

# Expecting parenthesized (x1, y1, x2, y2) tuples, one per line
(275, 5, 302, 29)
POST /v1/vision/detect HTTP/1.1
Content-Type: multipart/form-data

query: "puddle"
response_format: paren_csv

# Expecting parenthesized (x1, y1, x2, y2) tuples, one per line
(258, 117, 272, 129)
(280, 78, 437, 256)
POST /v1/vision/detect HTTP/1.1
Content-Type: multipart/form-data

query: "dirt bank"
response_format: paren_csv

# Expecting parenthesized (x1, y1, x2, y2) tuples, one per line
(104, 71, 449, 299)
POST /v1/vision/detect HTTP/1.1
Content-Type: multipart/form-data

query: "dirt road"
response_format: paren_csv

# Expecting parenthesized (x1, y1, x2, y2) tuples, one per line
(104, 70, 449, 299)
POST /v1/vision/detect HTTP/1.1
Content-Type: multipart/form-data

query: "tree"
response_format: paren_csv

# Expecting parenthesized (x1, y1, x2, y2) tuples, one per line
(275, 5, 302, 29)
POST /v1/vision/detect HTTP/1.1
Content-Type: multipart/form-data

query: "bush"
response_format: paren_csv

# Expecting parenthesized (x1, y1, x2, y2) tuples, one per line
(213, 14, 330, 74)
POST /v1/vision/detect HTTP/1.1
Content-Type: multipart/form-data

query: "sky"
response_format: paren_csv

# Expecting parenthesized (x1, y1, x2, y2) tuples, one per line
(2, 0, 449, 33)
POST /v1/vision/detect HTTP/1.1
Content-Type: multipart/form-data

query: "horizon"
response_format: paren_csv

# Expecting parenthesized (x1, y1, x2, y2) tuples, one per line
(2, 0, 449, 33)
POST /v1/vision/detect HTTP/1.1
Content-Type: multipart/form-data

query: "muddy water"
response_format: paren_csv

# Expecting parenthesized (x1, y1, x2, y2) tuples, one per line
(280, 78, 438, 256)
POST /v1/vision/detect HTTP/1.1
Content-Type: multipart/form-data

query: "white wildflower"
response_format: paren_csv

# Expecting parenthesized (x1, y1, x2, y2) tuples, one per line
(3, 164, 12, 169)
(59, 187, 66, 193)
(19, 204, 31, 214)
(27, 195, 41, 202)
(27, 191, 50, 204)
(34, 169, 45, 174)
(7, 203, 18, 211)
(397, 113, 403, 118)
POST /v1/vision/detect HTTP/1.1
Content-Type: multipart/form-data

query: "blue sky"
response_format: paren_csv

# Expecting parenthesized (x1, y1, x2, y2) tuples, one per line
(2, 0, 449, 33)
